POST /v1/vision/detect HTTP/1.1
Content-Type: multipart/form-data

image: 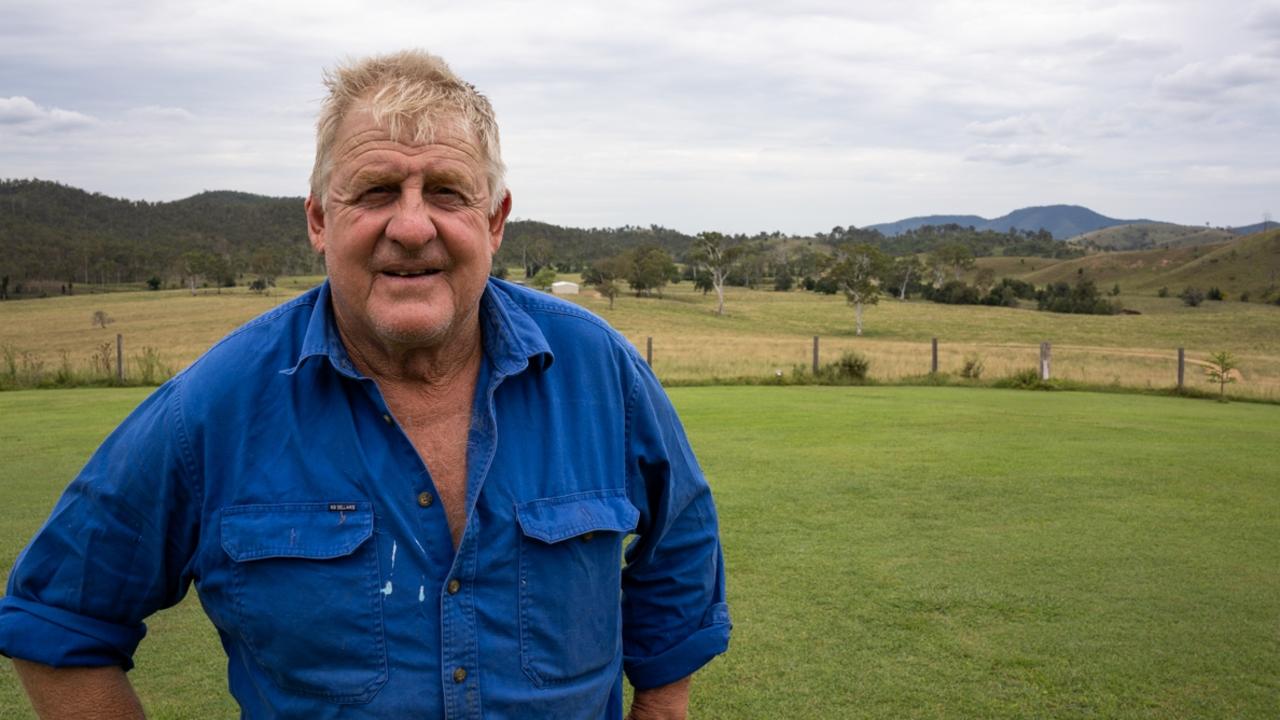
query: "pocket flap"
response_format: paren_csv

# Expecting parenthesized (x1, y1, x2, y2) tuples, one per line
(221, 502, 374, 562)
(515, 490, 639, 545)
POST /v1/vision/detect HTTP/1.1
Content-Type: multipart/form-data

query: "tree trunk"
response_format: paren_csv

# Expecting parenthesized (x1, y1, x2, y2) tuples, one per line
(714, 283, 724, 316)
(855, 302, 864, 336)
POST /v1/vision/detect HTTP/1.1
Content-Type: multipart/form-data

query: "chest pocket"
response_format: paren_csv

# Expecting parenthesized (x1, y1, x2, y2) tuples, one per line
(221, 503, 388, 703)
(515, 489, 640, 687)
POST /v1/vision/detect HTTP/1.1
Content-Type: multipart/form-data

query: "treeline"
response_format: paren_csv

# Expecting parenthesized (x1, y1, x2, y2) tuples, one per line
(819, 223, 1084, 259)
(1, 179, 1080, 299)
(0, 179, 318, 295)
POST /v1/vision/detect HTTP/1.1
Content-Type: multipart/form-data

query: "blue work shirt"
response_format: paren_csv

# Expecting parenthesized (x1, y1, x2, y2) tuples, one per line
(0, 279, 730, 719)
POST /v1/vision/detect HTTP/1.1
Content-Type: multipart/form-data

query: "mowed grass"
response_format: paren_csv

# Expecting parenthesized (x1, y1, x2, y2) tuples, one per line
(2, 275, 1279, 399)
(2, 387, 1277, 718)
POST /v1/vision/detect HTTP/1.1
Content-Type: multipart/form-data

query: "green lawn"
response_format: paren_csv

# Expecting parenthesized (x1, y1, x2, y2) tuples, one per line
(2, 387, 1278, 718)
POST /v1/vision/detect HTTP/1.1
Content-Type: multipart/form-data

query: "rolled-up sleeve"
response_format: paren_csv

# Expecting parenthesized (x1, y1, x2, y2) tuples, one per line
(621, 363, 731, 690)
(0, 378, 201, 670)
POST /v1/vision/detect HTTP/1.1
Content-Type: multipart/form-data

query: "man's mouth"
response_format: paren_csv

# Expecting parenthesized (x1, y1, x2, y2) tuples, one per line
(382, 269, 441, 278)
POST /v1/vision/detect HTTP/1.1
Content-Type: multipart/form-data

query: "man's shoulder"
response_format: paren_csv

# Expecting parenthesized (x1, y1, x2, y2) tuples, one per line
(175, 285, 323, 388)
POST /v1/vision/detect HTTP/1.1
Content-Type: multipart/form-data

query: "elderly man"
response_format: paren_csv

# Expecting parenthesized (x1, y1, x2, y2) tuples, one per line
(0, 50, 730, 718)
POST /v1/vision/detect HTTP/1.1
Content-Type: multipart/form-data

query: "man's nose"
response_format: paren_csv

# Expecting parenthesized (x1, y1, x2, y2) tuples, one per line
(384, 193, 437, 249)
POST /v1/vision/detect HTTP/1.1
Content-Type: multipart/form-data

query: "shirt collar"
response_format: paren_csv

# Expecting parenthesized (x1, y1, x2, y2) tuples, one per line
(284, 278, 554, 379)
(479, 278, 555, 378)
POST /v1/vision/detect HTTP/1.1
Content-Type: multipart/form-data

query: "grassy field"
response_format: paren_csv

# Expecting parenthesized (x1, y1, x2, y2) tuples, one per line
(1, 272, 1278, 400)
(1, 386, 1277, 718)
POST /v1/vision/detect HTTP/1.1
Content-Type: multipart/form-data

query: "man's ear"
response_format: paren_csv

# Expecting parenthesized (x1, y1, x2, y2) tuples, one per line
(488, 190, 512, 254)
(305, 194, 326, 255)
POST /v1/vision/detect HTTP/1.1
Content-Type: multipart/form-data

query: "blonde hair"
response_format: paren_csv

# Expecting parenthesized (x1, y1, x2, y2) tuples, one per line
(310, 49, 506, 212)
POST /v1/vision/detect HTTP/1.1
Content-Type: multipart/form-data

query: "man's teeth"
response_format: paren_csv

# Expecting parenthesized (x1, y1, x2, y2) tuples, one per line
(387, 269, 436, 277)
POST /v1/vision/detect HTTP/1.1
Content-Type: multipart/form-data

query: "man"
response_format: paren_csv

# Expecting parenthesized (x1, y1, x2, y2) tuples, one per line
(0, 50, 730, 719)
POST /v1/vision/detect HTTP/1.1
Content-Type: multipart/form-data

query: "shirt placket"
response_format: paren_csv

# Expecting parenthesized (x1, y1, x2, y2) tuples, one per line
(441, 358, 503, 720)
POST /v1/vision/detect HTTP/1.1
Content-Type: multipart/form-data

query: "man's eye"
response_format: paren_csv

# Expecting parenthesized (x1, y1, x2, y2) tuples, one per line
(430, 187, 466, 203)
(361, 186, 396, 199)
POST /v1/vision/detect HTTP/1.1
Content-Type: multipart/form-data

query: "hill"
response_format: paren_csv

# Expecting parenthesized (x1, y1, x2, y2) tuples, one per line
(1230, 221, 1280, 236)
(981, 228, 1280, 300)
(1070, 222, 1236, 251)
(869, 204, 1147, 239)
(0, 179, 702, 295)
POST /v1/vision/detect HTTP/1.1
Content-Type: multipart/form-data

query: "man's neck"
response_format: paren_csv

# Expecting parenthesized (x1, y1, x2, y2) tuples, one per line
(337, 320, 485, 394)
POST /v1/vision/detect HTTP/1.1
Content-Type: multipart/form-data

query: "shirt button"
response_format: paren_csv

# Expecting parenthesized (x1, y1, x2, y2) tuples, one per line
(453, 667, 467, 683)
(382, 414, 393, 425)
(447, 579, 461, 595)
(582, 532, 595, 542)
(417, 491, 434, 508)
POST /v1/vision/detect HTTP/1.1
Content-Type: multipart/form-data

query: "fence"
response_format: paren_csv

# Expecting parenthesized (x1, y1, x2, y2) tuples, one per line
(637, 334, 1273, 400)
(2, 332, 1271, 400)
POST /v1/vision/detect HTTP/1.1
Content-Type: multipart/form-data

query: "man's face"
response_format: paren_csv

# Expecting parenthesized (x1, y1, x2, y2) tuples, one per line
(305, 107, 509, 359)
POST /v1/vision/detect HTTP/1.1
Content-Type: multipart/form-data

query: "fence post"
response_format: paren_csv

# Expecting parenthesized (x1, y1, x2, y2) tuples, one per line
(1039, 342, 1051, 381)
(1177, 347, 1185, 389)
(931, 338, 939, 374)
(646, 336, 653, 366)
(116, 333, 124, 384)
(812, 336, 819, 375)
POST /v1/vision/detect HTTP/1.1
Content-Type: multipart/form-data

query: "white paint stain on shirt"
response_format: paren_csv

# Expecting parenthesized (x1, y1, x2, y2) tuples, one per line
(381, 581, 393, 596)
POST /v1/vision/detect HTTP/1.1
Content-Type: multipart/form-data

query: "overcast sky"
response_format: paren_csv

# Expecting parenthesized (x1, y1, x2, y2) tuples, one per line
(2, 0, 1278, 234)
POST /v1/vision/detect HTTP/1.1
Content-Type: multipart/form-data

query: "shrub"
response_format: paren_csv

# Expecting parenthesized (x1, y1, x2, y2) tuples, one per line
(1239, 292, 1250, 302)
(1206, 287, 1224, 301)
(146, 276, 162, 291)
(773, 269, 794, 292)
(134, 347, 172, 385)
(960, 354, 984, 379)
(1157, 286, 1169, 298)
(1037, 279, 1118, 315)
(815, 352, 870, 384)
(995, 367, 1053, 390)
(926, 280, 981, 305)
(1179, 287, 1205, 307)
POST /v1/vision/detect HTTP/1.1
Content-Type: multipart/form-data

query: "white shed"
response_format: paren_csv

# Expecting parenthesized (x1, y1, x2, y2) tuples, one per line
(551, 281, 580, 295)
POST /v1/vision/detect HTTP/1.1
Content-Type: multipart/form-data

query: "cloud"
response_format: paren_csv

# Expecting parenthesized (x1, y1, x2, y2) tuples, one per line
(965, 114, 1049, 138)
(1154, 54, 1278, 100)
(126, 105, 196, 121)
(965, 142, 1081, 166)
(0, 96, 98, 133)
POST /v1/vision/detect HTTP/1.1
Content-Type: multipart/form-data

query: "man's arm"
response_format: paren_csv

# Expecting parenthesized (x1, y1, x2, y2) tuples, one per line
(627, 676, 691, 720)
(13, 659, 145, 720)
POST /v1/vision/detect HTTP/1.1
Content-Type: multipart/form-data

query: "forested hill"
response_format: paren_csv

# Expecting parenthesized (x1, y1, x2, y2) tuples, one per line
(0, 179, 316, 288)
(0, 179, 705, 290)
(2, 179, 1093, 297)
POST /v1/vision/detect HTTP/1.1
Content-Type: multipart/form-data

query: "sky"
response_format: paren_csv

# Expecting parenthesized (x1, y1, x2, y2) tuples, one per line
(1, 0, 1278, 235)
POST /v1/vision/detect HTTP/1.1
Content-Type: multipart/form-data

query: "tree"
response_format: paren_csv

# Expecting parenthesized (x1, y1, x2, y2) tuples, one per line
(596, 278, 620, 309)
(531, 266, 557, 291)
(931, 242, 975, 282)
(625, 245, 677, 298)
(1203, 350, 1239, 400)
(91, 310, 114, 329)
(181, 250, 218, 295)
(887, 255, 924, 300)
(825, 243, 889, 336)
(974, 267, 997, 297)
(690, 232, 741, 315)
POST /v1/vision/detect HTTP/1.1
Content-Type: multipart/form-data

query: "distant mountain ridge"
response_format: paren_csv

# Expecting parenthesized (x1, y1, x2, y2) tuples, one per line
(868, 204, 1150, 240)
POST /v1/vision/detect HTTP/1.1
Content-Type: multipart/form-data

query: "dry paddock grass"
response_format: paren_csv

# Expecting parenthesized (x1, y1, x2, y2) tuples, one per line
(1, 276, 1277, 400)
